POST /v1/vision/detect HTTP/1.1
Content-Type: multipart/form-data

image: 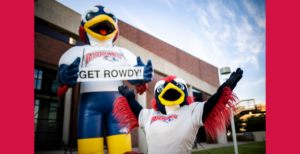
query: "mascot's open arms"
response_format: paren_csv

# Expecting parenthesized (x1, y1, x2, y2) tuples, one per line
(113, 68, 243, 154)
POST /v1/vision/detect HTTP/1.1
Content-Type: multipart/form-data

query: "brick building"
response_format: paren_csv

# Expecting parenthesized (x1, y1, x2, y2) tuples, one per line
(34, 0, 220, 150)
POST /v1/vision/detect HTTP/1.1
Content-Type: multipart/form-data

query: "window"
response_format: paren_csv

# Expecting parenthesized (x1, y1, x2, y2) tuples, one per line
(34, 69, 43, 90)
(69, 37, 76, 45)
(192, 88, 203, 102)
(34, 66, 64, 150)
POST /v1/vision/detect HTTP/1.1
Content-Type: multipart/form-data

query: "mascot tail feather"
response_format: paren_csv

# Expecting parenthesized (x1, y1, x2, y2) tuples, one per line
(204, 87, 238, 140)
(57, 85, 69, 98)
(151, 99, 158, 111)
(113, 97, 139, 134)
(136, 83, 147, 95)
(186, 96, 195, 105)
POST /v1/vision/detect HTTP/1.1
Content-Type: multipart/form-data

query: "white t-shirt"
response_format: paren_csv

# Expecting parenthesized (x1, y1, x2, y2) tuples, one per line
(58, 45, 137, 93)
(138, 102, 205, 154)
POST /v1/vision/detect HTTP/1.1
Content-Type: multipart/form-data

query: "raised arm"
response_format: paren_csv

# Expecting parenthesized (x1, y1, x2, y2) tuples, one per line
(202, 68, 243, 121)
(202, 68, 243, 139)
(118, 85, 143, 119)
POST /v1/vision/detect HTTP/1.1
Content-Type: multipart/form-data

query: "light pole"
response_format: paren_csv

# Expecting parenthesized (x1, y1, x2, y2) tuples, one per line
(220, 67, 238, 154)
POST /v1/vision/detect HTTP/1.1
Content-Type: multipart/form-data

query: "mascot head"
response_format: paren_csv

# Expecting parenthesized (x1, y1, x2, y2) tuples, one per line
(152, 76, 194, 114)
(79, 5, 119, 46)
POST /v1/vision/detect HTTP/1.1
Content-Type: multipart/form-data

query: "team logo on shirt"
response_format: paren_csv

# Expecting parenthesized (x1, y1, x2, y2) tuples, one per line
(85, 50, 122, 64)
(150, 115, 178, 124)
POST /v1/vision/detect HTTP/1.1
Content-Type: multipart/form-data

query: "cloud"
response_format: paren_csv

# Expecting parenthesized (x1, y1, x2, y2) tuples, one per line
(241, 77, 265, 88)
(143, 0, 265, 72)
(223, 4, 236, 21)
(257, 17, 266, 29)
(243, 0, 266, 29)
(219, 24, 230, 42)
(194, 7, 210, 28)
(206, 1, 221, 20)
(240, 82, 250, 88)
(244, 56, 259, 69)
(241, 16, 253, 32)
(164, 0, 173, 8)
(243, 0, 256, 16)
(252, 77, 265, 86)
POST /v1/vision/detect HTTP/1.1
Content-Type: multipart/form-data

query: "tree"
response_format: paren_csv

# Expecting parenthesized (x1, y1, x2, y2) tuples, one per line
(227, 114, 245, 133)
(244, 114, 266, 132)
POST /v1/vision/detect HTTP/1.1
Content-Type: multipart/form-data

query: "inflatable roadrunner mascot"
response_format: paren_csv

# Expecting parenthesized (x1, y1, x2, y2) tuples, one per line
(114, 68, 243, 154)
(56, 5, 153, 154)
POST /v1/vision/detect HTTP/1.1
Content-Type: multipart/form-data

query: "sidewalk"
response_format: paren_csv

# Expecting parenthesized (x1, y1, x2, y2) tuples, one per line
(35, 142, 254, 154)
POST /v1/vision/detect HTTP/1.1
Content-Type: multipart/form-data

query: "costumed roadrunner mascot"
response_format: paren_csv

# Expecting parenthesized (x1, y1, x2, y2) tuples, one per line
(56, 5, 153, 154)
(113, 68, 243, 154)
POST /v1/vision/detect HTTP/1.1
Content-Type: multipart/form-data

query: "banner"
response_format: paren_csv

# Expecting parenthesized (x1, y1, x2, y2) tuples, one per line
(77, 67, 144, 82)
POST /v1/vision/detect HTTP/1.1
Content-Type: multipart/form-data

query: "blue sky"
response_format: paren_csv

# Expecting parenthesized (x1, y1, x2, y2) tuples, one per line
(56, 0, 266, 105)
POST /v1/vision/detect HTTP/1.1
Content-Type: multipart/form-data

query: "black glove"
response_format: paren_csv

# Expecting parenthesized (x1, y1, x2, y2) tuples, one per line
(118, 85, 135, 98)
(222, 68, 243, 91)
(118, 85, 142, 119)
